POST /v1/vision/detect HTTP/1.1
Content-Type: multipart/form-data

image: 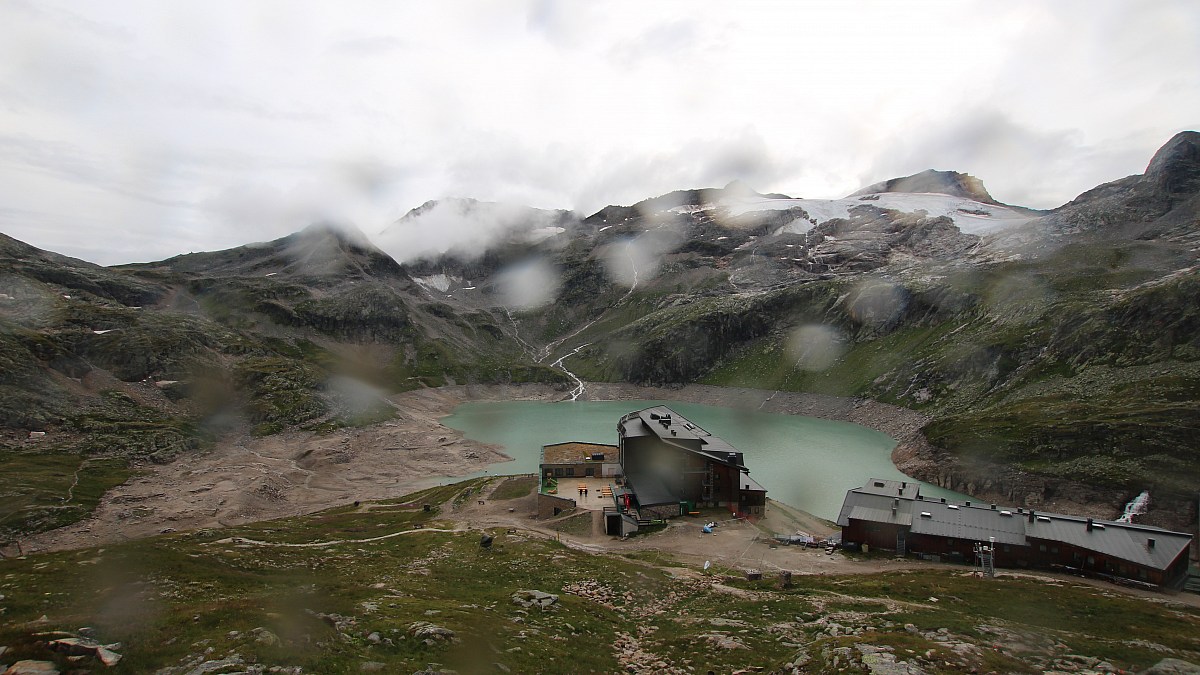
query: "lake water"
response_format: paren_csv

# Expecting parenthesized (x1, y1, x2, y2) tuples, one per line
(441, 399, 966, 522)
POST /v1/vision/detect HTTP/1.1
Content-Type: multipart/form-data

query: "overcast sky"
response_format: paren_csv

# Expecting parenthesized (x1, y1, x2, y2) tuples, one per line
(1, 1, 1197, 265)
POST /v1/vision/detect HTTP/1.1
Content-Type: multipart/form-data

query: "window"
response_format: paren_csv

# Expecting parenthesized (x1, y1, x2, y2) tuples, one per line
(1039, 544, 1047, 552)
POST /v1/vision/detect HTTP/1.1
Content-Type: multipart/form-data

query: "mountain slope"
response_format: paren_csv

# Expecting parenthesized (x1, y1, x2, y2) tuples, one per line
(0, 226, 565, 541)
(2, 132, 1198, 538)
(419, 134, 1195, 527)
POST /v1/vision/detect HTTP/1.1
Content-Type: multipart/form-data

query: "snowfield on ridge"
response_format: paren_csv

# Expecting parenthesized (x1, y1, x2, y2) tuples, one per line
(721, 191, 1036, 235)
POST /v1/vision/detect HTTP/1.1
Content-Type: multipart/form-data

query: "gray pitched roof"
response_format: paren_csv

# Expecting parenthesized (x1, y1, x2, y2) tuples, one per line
(837, 491, 913, 528)
(909, 500, 1027, 546)
(624, 471, 679, 507)
(622, 406, 745, 468)
(1026, 514, 1190, 570)
(739, 472, 767, 493)
(839, 479, 1193, 572)
(857, 478, 921, 500)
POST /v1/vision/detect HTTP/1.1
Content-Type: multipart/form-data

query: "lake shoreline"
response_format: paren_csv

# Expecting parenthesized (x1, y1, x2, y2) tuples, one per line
(20, 381, 928, 553)
(438, 380, 932, 445)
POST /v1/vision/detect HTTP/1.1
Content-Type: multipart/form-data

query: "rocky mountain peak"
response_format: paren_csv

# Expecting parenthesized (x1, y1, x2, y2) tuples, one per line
(1144, 130, 1200, 196)
(849, 169, 999, 205)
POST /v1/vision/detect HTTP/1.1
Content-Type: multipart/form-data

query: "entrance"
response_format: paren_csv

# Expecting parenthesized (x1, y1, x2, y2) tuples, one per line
(605, 512, 622, 535)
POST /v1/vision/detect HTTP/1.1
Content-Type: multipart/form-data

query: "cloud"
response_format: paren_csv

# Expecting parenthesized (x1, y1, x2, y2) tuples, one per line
(608, 19, 704, 68)
(0, 1, 1196, 265)
(375, 199, 574, 264)
(857, 110, 1172, 209)
(572, 129, 801, 214)
(494, 257, 561, 310)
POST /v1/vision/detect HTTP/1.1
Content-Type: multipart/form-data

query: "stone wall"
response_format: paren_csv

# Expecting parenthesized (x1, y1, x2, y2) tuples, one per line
(537, 493, 577, 519)
(639, 504, 679, 521)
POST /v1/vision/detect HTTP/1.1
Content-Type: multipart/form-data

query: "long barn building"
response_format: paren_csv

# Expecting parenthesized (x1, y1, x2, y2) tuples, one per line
(838, 479, 1192, 588)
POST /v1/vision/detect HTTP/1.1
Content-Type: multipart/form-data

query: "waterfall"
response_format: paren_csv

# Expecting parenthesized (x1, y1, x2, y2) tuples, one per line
(1116, 490, 1150, 523)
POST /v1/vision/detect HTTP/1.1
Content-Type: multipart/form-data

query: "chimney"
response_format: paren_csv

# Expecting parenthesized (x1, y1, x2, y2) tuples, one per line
(965, 501, 971, 507)
(892, 498, 899, 513)
(1086, 518, 1093, 532)
(990, 504, 997, 510)
(940, 498, 946, 503)
(1148, 538, 1156, 549)
(1028, 510, 1035, 523)
(898, 487, 903, 496)
(902, 481, 907, 488)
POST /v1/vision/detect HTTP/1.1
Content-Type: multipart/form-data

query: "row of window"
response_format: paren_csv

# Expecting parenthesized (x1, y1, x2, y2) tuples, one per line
(549, 467, 596, 477)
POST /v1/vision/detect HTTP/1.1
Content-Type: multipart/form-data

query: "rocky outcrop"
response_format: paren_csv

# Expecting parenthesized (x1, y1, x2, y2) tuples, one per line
(848, 169, 1035, 213)
(511, 589, 559, 610)
(892, 434, 1127, 516)
(1041, 130, 1200, 237)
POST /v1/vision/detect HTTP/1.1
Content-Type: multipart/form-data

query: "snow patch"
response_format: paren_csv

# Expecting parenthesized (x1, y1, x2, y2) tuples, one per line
(414, 274, 458, 293)
(527, 226, 565, 242)
(721, 192, 1034, 235)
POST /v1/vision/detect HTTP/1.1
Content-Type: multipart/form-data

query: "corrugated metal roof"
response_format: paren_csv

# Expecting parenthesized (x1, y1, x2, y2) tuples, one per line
(625, 471, 679, 507)
(909, 501, 1027, 546)
(837, 491, 912, 527)
(739, 472, 767, 493)
(619, 415, 653, 437)
(857, 478, 921, 500)
(839, 479, 1193, 572)
(625, 406, 745, 469)
(1026, 515, 1191, 570)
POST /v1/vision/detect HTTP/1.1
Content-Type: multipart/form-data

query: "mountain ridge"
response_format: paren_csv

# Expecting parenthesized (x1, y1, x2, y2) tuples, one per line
(1, 131, 1197, 542)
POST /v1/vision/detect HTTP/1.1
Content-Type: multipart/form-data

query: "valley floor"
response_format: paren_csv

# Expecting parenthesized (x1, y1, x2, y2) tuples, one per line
(20, 382, 930, 554)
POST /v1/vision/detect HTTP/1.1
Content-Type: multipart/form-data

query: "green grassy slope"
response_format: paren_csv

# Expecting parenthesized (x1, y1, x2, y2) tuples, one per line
(1, 480, 1197, 673)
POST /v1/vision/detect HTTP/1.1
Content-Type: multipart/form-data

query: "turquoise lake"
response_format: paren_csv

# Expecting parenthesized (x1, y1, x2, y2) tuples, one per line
(441, 400, 966, 522)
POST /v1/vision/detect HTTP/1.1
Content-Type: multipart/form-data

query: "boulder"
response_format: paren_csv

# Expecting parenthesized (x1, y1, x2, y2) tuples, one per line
(3, 662, 60, 675)
(47, 636, 122, 666)
(407, 622, 456, 643)
(510, 590, 559, 610)
(253, 628, 281, 647)
(1141, 659, 1200, 675)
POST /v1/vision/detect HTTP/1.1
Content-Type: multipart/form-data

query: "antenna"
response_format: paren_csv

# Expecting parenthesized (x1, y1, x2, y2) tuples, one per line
(974, 537, 996, 578)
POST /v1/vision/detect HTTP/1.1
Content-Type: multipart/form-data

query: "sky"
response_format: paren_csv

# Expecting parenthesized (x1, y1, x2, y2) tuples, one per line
(1, 1, 1197, 266)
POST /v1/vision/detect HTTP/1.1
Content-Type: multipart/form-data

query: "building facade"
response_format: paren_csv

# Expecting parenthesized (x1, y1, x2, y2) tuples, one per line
(838, 479, 1193, 587)
(617, 406, 766, 520)
(540, 442, 621, 479)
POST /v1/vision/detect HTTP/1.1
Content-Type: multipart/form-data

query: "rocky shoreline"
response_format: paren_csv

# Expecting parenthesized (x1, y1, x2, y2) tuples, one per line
(449, 382, 1191, 533)
(21, 381, 1190, 553)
